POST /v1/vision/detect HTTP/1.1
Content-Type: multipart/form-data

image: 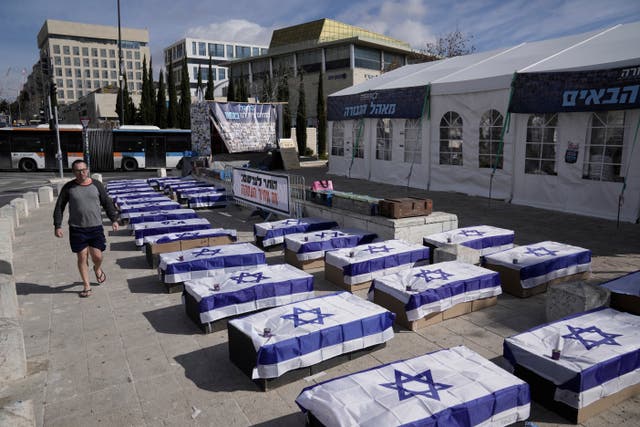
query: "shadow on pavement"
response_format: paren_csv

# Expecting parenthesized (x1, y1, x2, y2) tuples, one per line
(252, 413, 307, 426)
(143, 305, 200, 335)
(174, 344, 257, 392)
(109, 241, 138, 252)
(16, 282, 79, 295)
(127, 276, 165, 294)
(116, 254, 149, 270)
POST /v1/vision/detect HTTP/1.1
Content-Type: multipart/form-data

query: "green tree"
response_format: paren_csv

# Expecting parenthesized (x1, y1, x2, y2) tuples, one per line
(295, 72, 307, 155)
(226, 76, 235, 102)
(196, 65, 203, 101)
(205, 56, 214, 100)
(179, 57, 191, 128)
(138, 56, 150, 124)
(147, 57, 156, 124)
(423, 30, 476, 58)
(237, 74, 248, 102)
(316, 71, 327, 158)
(276, 70, 291, 138)
(167, 66, 178, 128)
(155, 69, 167, 128)
(120, 75, 136, 124)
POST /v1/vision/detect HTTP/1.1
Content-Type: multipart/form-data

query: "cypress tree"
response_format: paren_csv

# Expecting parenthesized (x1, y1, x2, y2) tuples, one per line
(155, 69, 167, 128)
(123, 75, 136, 124)
(139, 56, 150, 124)
(147, 57, 155, 124)
(317, 70, 327, 158)
(167, 66, 178, 128)
(276, 71, 290, 138)
(226, 76, 235, 102)
(179, 57, 191, 129)
(205, 56, 214, 100)
(237, 74, 248, 102)
(295, 72, 307, 155)
(196, 65, 203, 101)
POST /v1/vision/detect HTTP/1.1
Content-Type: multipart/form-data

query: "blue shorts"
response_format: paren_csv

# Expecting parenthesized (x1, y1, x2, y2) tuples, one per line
(69, 226, 106, 253)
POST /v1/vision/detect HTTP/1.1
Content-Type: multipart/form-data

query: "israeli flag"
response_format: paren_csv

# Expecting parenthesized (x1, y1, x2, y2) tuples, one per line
(296, 345, 530, 427)
(184, 264, 314, 323)
(125, 209, 198, 228)
(159, 242, 266, 283)
(254, 217, 339, 247)
(424, 225, 514, 256)
(228, 292, 395, 379)
(119, 201, 181, 216)
(142, 228, 237, 245)
(369, 261, 501, 321)
(504, 307, 640, 409)
(325, 239, 430, 285)
(483, 241, 591, 289)
(600, 270, 640, 296)
(132, 218, 211, 246)
(285, 228, 377, 261)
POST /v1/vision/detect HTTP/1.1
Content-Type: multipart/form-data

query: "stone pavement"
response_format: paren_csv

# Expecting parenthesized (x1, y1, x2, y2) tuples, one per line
(8, 165, 640, 426)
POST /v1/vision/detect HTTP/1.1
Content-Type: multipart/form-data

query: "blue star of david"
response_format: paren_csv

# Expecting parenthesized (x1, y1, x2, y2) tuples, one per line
(314, 231, 343, 239)
(413, 268, 454, 283)
(283, 219, 302, 225)
(363, 245, 390, 254)
(562, 325, 622, 350)
(192, 248, 221, 257)
(458, 229, 486, 237)
(161, 220, 185, 225)
(524, 247, 558, 257)
(175, 232, 197, 239)
(280, 307, 334, 327)
(230, 271, 270, 284)
(380, 369, 452, 401)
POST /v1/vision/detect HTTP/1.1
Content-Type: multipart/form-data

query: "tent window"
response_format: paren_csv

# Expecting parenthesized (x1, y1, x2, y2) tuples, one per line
(439, 112, 463, 165)
(352, 121, 365, 158)
(583, 111, 625, 182)
(331, 122, 344, 156)
(376, 119, 392, 161)
(525, 113, 558, 175)
(479, 109, 504, 169)
(404, 119, 421, 163)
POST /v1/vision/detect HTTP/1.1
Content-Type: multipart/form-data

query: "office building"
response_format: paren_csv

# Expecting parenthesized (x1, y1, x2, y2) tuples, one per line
(163, 38, 268, 99)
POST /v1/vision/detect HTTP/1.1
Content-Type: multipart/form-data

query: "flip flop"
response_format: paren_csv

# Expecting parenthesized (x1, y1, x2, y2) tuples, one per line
(79, 288, 92, 298)
(93, 267, 106, 284)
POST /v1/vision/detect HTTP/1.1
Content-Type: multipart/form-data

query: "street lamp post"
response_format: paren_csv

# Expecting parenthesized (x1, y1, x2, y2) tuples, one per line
(117, 0, 124, 125)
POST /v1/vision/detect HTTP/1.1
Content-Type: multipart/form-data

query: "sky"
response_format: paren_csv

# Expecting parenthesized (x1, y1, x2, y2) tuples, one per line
(1, 0, 639, 100)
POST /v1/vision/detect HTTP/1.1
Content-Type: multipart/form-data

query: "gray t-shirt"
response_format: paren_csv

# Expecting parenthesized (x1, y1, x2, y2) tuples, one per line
(53, 179, 118, 228)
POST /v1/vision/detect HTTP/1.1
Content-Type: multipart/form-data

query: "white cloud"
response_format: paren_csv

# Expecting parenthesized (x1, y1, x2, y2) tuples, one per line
(185, 19, 273, 46)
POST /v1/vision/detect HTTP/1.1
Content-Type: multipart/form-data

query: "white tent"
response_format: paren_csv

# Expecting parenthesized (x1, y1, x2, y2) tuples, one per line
(327, 22, 640, 222)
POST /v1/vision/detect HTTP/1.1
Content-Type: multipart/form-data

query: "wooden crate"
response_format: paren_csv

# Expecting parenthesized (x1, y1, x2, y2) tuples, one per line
(379, 197, 433, 219)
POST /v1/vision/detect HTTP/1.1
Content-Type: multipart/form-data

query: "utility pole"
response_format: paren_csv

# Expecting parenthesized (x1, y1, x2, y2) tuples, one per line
(117, 0, 124, 125)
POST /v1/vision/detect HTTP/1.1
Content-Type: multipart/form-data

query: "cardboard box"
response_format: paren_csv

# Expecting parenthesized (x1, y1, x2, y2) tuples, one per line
(284, 249, 325, 271)
(332, 194, 379, 216)
(484, 263, 590, 298)
(373, 289, 496, 330)
(324, 263, 372, 292)
(513, 363, 640, 423)
(379, 197, 433, 219)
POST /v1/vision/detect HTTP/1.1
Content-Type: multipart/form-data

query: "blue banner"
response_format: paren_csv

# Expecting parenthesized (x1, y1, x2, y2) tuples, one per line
(328, 86, 428, 121)
(509, 64, 640, 113)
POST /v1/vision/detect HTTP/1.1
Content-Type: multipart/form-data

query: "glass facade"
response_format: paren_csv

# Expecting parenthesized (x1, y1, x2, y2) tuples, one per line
(354, 46, 380, 70)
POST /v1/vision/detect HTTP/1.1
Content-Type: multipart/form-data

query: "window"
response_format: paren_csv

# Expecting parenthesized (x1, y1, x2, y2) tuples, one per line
(54, 56, 61, 65)
(110, 49, 116, 58)
(86, 80, 91, 89)
(383, 52, 404, 71)
(209, 43, 224, 57)
(354, 46, 380, 70)
(102, 70, 108, 79)
(63, 46, 70, 55)
(218, 68, 225, 80)
(53, 45, 60, 54)
(325, 46, 350, 70)
(134, 51, 140, 60)
(94, 80, 100, 88)
(82, 47, 88, 56)
(235, 45, 251, 58)
(58, 91, 64, 99)
(83, 58, 90, 67)
(92, 59, 99, 68)
(56, 79, 63, 88)
(76, 80, 83, 88)
(583, 111, 625, 182)
(65, 69, 72, 77)
(439, 112, 463, 165)
(352, 121, 365, 158)
(73, 57, 80, 66)
(72, 46, 79, 55)
(93, 70, 99, 78)
(404, 119, 421, 163)
(252, 47, 260, 56)
(525, 114, 558, 175)
(100, 49, 106, 57)
(127, 61, 133, 70)
(110, 60, 116, 68)
(84, 69, 90, 77)
(137, 82, 142, 90)
(193, 66, 198, 78)
(376, 119, 392, 161)
(75, 69, 81, 77)
(135, 61, 141, 70)
(66, 90, 74, 99)
(55, 69, 62, 77)
(136, 71, 141, 80)
(199, 42, 206, 56)
(297, 50, 322, 73)
(226, 45, 234, 58)
(192, 41, 197, 55)
(331, 122, 345, 156)
(111, 71, 117, 79)
(127, 71, 133, 80)
(478, 109, 504, 169)
(91, 48, 98, 57)
(64, 57, 71, 66)
(101, 60, 108, 68)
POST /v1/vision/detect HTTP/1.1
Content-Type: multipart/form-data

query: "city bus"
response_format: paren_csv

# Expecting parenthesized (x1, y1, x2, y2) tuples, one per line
(0, 125, 192, 172)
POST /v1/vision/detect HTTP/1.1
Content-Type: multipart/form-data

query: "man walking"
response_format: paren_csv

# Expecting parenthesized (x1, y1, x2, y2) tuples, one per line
(53, 160, 119, 297)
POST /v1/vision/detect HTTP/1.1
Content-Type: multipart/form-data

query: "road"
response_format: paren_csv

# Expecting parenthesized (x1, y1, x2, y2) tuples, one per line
(0, 170, 159, 207)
